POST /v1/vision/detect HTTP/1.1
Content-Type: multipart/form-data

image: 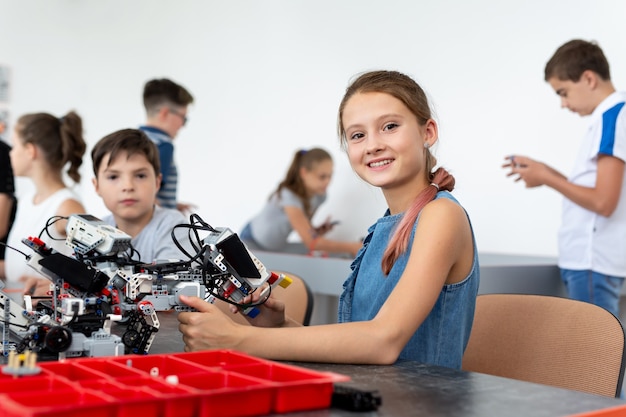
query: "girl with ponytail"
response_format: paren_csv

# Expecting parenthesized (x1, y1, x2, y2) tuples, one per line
(240, 147, 362, 257)
(179, 71, 479, 369)
(1, 111, 86, 301)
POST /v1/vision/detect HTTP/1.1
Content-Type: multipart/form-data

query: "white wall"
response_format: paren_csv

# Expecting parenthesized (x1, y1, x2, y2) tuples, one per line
(1, 0, 625, 257)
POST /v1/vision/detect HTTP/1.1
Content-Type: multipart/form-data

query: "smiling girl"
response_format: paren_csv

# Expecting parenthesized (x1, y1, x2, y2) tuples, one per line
(178, 70, 479, 368)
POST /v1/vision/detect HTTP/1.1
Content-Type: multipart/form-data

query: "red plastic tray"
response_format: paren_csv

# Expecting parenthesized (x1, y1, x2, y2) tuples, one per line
(567, 404, 626, 417)
(0, 350, 348, 417)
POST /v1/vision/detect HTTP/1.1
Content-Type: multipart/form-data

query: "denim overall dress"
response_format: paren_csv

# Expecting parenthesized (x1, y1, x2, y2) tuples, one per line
(337, 191, 479, 369)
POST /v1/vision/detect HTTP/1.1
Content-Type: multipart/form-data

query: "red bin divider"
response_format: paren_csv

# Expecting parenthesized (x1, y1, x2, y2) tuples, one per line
(0, 349, 348, 417)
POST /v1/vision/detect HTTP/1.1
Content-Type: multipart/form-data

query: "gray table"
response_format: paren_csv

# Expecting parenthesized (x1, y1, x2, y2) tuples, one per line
(254, 249, 568, 325)
(256, 248, 566, 297)
(138, 312, 626, 417)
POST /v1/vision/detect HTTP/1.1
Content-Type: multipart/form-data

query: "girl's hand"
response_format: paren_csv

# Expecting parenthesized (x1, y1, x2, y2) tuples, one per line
(178, 295, 244, 352)
(20, 276, 51, 298)
(229, 285, 287, 328)
(19, 276, 52, 307)
(348, 241, 363, 258)
(313, 218, 339, 236)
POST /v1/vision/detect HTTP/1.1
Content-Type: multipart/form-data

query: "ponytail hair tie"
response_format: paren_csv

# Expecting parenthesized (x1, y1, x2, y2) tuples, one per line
(430, 182, 439, 190)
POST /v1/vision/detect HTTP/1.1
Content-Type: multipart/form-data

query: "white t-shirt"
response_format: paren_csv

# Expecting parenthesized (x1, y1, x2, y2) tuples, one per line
(5, 188, 80, 292)
(558, 91, 626, 276)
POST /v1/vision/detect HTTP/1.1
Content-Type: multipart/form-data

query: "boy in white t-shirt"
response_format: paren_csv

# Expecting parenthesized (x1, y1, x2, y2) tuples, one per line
(505, 39, 626, 316)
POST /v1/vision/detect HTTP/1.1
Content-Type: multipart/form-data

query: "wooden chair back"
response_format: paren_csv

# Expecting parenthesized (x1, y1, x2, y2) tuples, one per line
(462, 293, 626, 397)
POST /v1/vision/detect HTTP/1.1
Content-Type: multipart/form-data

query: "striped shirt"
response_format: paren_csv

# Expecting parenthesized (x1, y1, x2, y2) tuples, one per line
(139, 126, 178, 209)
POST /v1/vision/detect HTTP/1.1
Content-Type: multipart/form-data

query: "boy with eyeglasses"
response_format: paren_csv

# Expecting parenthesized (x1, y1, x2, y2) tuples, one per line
(140, 78, 194, 212)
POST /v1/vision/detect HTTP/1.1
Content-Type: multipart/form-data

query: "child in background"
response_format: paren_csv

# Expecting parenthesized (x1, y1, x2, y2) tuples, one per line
(178, 70, 479, 369)
(504, 39, 626, 317)
(240, 147, 362, 257)
(1, 111, 86, 300)
(91, 128, 192, 262)
(140, 78, 195, 213)
(0, 134, 17, 264)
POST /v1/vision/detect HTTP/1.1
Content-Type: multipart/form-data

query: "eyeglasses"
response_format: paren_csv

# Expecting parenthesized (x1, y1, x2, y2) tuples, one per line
(168, 108, 188, 126)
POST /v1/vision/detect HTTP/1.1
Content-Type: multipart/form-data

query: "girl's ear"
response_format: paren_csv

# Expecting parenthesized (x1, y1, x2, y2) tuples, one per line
(422, 119, 439, 148)
(25, 142, 37, 160)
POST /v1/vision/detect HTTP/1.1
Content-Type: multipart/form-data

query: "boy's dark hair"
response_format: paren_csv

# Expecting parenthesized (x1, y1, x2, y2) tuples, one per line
(143, 78, 194, 115)
(92, 129, 160, 177)
(544, 39, 611, 82)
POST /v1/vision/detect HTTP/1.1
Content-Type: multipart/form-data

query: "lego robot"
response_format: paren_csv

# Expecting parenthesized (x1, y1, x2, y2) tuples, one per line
(0, 213, 292, 360)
